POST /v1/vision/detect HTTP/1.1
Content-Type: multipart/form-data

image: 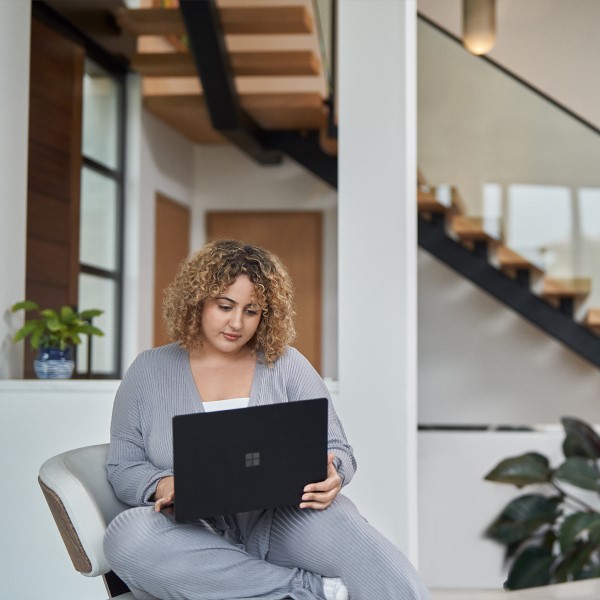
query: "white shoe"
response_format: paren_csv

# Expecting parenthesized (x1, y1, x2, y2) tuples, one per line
(322, 576, 349, 600)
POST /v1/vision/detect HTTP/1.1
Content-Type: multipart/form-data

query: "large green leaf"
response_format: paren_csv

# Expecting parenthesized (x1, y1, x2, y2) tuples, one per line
(486, 494, 561, 545)
(553, 540, 596, 583)
(559, 512, 600, 553)
(11, 300, 39, 312)
(485, 452, 551, 488)
(504, 546, 554, 590)
(78, 308, 103, 319)
(562, 417, 600, 459)
(578, 563, 600, 580)
(554, 457, 600, 491)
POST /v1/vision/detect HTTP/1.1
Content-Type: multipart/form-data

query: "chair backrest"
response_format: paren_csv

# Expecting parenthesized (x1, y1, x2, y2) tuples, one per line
(38, 443, 130, 578)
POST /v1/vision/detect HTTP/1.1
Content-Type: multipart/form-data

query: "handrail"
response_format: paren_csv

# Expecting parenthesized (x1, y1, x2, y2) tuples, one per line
(417, 12, 600, 138)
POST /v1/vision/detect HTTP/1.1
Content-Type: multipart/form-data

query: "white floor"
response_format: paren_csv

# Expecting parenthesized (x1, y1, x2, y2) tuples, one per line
(431, 579, 600, 599)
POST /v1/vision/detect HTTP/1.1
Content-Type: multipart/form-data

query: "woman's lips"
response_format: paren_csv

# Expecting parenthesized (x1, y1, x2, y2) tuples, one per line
(223, 332, 241, 341)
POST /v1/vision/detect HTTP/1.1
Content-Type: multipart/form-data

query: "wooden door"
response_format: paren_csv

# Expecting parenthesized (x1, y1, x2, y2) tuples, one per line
(206, 211, 323, 372)
(154, 194, 191, 346)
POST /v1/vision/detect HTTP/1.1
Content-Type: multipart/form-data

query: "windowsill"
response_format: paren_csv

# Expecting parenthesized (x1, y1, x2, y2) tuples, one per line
(0, 379, 120, 392)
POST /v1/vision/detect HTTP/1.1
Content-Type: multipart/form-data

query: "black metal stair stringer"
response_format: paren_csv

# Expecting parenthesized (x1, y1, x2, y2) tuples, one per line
(262, 131, 337, 188)
(178, 0, 281, 165)
(418, 215, 600, 368)
(178, 0, 337, 188)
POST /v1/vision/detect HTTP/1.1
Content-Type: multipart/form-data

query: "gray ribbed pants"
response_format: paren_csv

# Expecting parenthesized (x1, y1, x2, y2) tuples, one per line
(103, 494, 430, 600)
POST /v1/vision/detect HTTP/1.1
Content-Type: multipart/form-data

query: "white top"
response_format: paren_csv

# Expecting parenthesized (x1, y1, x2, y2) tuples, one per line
(202, 397, 250, 412)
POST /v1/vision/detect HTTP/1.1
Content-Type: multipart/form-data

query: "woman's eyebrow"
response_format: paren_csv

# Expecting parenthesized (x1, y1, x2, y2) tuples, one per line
(215, 296, 259, 308)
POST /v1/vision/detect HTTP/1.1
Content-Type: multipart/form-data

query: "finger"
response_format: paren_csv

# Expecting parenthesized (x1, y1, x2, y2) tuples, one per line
(305, 473, 341, 494)
(154, 493, 174, 512)
(300, 497, 333, 510)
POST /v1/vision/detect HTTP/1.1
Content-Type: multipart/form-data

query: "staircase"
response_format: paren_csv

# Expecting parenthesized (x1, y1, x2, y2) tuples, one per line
(417, 178, 600, 367)
(115, 1, 600, 367)
(115, 0, 336, 182)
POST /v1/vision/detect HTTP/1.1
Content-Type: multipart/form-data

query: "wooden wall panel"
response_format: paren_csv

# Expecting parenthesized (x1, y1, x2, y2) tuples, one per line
(24, 19, 84, 377)
(153, 194, 191, 347)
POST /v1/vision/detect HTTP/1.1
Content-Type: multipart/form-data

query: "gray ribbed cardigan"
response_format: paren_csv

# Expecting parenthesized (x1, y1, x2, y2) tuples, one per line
(107, 343, 357, 508)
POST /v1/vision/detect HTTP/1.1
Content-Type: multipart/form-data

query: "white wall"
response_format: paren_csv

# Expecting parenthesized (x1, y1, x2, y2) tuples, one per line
(417, 0, 600, 129)
(191, 144, 339, 379)
(417, 19, 600, 216)
(338, 0, 419, 559)
(0, 0, 31, 379)
(122, 77, 196, 371)
(0, 380, 119, 600)
(418, 250, 600, 426)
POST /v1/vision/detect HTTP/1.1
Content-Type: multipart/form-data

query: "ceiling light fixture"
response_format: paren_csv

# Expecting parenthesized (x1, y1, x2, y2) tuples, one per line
(462, 0, 496, 56)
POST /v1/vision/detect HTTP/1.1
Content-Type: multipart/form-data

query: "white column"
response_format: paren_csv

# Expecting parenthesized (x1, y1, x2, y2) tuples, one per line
(0, 1, 31, 379)
(337, 0, 418, 560)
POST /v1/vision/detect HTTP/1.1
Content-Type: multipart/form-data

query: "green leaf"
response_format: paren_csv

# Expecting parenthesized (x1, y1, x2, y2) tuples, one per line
(11, 300, 39, 312)
(486, 494, 561, 546)
(13, 319, 40, 342)
(78, 308, 103, 319)
(46, 318, 63, 332)
(76, 324, 104, 337)
(559, 512, 600, 553)
(30, 322, 46, 349)
(504, 546, 554, 590)
(485, 452, 551, 488)
(562, 417, 600, 459)
(553, 540, 596, 583)
(40, 308, 58, 320)
(60, 306, 76, 322)
(578, 563, 600, 580)
(554, 457, 600, 491)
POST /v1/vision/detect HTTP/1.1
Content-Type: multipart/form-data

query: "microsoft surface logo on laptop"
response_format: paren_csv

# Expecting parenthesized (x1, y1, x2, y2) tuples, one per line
(245, 452, 260, 467)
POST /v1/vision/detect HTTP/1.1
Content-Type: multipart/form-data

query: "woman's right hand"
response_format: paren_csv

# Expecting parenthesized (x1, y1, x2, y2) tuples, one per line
(153, 476, 175, 512)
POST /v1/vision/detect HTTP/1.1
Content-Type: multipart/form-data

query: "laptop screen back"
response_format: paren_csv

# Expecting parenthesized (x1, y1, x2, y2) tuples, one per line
(173, 398, 328, 521)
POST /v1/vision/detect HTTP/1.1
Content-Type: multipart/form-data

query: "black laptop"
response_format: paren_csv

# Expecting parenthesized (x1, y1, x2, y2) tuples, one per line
(172, 397, 328, 522)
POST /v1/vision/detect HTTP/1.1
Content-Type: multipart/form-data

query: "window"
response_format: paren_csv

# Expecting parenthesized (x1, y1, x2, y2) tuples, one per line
(77, 58, 125, 378)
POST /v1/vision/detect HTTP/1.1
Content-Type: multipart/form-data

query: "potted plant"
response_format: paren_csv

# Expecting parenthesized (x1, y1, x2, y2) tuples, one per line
(11, 300, 104, 379)
(484, 416, 600, 590)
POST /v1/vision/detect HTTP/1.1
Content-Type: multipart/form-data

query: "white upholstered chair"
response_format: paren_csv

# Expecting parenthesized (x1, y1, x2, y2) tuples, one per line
(38, 443, 135, 599)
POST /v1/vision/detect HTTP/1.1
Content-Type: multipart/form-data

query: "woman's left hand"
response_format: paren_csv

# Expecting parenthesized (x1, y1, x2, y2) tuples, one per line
(300, 453, 341, 510)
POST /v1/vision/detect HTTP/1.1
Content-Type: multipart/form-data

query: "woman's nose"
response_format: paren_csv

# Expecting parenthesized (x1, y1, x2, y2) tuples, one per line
(229, 310, 243, 329)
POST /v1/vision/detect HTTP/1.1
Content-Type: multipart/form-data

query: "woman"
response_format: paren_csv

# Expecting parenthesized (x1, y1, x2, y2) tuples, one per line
(104, 240, 430, 600)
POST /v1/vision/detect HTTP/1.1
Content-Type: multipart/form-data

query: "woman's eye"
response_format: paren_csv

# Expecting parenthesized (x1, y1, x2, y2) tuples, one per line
(218, 305, 232, 311)
(245, 309, 259, 316)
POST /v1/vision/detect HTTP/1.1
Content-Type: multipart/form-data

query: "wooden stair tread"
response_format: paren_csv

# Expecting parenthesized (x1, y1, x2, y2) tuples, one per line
(584, 308, 600, 328)
(418, 185, 464, 215)
(116, 4, 314, 37)
(496, 245, 541, 271)
(143, 95, 226, 144)
(115, 8, 185, 36)
(450, 215, 497, 241)
(418, 188, 447, 213)
(143, 92, 325, 138)
(542, 277, 591, 299)
(219, 4, 314, 34)
(132, 50, 320, 78)
(230, 50, 320, 76)
(132, 52, 195, 77)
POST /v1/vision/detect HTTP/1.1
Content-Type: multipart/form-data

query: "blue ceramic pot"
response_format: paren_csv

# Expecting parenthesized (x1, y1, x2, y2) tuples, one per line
(34, 347, 75, 379)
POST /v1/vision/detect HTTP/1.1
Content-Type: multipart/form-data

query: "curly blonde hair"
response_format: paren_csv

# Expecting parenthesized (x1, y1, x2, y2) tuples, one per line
(163, 239, 296, 365)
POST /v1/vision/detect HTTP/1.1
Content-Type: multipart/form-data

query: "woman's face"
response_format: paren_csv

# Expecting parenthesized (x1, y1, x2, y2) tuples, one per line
(200, 274, 262, 356)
